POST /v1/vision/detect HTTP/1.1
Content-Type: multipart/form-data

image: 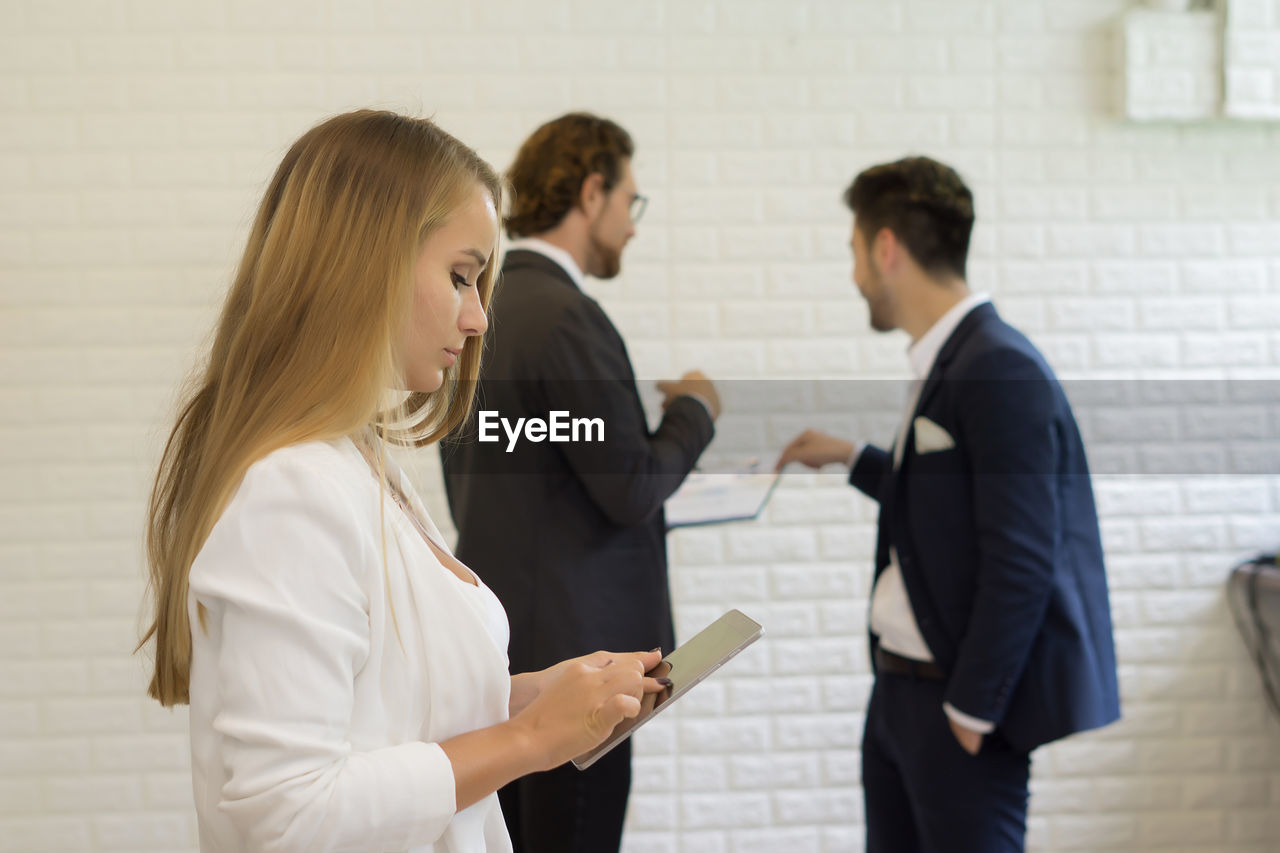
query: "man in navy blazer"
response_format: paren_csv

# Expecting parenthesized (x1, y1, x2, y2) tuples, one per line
(776, 156, 1119, 852)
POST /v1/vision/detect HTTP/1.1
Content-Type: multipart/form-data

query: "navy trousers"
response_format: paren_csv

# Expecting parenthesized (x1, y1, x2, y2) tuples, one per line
(499, 738, 631, 853)
(863, 672, 1031, 853)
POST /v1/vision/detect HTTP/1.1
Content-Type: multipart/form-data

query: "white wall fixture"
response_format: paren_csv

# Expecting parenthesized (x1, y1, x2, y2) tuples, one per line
(1123, 0, 1280, 121)
(1122, 6, 1222, 119)
(1223, 0, 1280, 118)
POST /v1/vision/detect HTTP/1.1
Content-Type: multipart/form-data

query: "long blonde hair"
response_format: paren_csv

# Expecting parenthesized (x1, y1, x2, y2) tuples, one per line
(140, 110, 503, 706)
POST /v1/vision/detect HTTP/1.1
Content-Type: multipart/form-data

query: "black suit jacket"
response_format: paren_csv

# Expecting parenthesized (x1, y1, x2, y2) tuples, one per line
(443, 249, 714, 675)
(850, 303, 1120, 753)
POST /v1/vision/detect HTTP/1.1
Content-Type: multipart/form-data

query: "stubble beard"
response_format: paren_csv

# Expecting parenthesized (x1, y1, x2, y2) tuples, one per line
(861, 261, 895, 332)
(586, 218, 623, 280)
(868, 299, 894, 332)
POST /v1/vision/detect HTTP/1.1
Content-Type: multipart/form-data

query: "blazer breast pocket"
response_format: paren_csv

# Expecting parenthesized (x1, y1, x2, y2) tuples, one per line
(913, 416, 956, 455)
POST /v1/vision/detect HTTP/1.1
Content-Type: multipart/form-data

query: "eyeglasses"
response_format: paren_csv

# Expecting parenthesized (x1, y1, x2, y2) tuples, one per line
(629, 193, 648, 224)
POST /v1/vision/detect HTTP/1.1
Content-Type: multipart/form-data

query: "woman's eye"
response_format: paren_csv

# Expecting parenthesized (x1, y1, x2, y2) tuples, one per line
(451, 272, 472, 289)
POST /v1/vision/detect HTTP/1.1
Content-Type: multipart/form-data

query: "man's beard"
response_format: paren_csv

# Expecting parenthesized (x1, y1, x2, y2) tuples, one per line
(861, 266, 894, 332)
(586, 223, 622, 280)
(868, 296, 894, 332)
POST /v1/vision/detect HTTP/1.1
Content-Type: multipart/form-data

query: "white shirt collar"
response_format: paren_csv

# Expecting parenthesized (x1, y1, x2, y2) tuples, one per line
(906, 292, 991, 380)
(505, 237, 586, 290)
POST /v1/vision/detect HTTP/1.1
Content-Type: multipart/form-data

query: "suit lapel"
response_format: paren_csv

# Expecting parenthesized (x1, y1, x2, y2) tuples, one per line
(501, 248, 646, 420)
(881, 302, 995, 558)
(911, 302, 996, 424)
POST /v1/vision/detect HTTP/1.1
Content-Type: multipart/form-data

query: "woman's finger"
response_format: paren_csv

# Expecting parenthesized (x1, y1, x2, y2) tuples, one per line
(642, 676, 672, 694)
(605, 692, 642, 721)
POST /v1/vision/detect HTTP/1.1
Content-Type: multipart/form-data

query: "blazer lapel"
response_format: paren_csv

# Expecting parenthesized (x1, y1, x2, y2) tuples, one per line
(912, 302, 996, 421)
(500, 248, 647, 423)
(887, 300, 994, 524)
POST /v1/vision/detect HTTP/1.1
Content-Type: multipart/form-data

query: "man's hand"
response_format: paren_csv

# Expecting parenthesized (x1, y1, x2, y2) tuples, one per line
(948, 716, 983, 756)
(657, 370, 720, 419)
(774, 429, 856, 472)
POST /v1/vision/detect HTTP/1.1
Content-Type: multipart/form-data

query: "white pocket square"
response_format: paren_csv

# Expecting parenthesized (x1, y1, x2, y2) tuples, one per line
(913, 416, 955, 454)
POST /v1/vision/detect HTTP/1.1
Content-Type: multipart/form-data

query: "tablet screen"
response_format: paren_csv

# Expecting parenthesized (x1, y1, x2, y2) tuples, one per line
(571, 609, 764, 770)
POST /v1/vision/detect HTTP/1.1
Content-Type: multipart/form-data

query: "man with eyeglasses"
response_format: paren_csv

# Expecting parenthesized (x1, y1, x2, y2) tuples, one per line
(442, 112, 719, 853)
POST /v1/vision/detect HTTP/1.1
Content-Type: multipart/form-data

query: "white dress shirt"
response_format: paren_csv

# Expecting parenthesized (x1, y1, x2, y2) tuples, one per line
(188, 437, 513, 852)
(505, 236, 586, 289)
(861, 292, 995, 734)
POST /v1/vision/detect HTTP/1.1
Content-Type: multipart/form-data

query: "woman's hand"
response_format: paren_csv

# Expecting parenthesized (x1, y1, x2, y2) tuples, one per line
(507, 649, 666, 771)
(442, 649, 668, 811)
(508, 656, 575, 717)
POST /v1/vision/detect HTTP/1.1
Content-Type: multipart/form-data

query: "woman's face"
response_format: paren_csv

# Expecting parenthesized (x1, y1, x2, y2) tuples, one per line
(401, 183, 498, 393)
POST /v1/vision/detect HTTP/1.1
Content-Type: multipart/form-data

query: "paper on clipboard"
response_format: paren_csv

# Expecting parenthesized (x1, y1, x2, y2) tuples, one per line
(665, 460, 780, 528)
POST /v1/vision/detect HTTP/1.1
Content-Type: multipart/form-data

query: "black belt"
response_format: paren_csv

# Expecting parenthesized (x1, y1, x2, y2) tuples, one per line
(875, 646, 944, 680)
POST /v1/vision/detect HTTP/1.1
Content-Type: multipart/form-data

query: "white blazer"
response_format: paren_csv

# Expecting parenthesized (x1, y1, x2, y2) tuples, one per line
(187, 437, 513, 852)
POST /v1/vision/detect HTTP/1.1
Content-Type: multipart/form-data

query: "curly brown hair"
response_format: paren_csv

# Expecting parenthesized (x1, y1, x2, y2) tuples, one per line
(505, 113, 634, 238)
(844, 156, 975, 279)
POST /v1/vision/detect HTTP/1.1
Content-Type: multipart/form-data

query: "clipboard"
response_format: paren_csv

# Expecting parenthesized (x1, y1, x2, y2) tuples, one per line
(571, 609, 764, 771)
(665, 468, 780, 529)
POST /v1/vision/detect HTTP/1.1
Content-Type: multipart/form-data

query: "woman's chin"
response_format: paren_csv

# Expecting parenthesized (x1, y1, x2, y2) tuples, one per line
(404, 369, 445, 395)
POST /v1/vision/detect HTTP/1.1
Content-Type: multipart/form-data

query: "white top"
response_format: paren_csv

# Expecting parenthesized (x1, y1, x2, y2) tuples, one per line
(865, 292, 995, 734)
(187, 437, 513, 852)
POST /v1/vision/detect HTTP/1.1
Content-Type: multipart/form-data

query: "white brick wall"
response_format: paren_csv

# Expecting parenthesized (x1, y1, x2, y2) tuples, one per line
(3, 1, 1279, 851)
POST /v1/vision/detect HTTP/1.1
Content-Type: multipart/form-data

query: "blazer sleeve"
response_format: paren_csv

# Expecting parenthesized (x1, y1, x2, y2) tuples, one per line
(535, 298, 714, 526)
(848, 444, 890, 500)
(942, 348, 1061, 726)
(189, 457, 457, 852)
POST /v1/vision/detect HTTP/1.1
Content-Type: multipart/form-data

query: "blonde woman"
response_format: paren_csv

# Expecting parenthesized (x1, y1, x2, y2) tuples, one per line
(139, 110, 666, 853)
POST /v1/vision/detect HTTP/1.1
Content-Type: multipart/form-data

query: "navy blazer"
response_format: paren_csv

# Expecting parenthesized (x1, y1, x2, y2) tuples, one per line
(442, 250, 714, 675)
(849, 302, 1120, 753)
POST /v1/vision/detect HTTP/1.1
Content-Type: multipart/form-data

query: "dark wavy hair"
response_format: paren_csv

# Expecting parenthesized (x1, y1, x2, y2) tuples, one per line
(505, 113, 634, 238)
(844, 155, 975, 279)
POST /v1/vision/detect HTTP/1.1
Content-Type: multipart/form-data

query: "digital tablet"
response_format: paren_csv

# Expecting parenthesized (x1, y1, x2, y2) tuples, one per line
(572, 609, 764, 770)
